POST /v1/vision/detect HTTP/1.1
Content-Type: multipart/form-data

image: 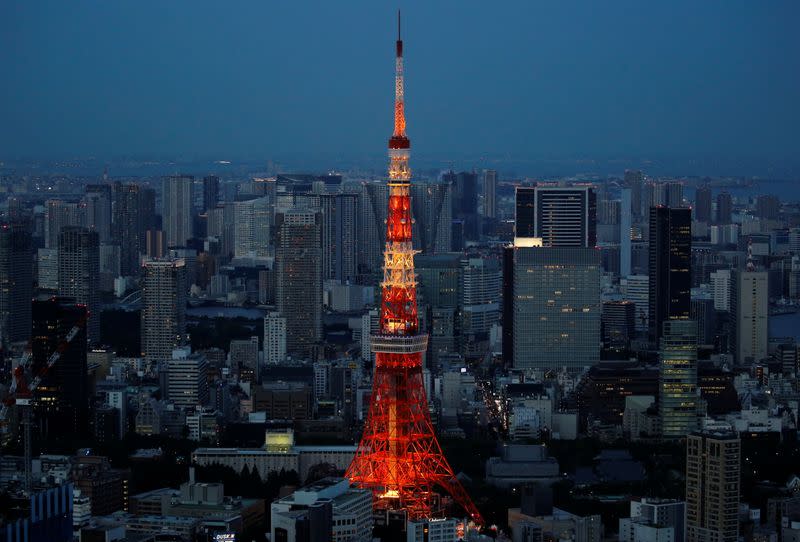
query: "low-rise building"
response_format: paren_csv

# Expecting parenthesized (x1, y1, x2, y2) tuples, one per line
(271, 477, 372, 542)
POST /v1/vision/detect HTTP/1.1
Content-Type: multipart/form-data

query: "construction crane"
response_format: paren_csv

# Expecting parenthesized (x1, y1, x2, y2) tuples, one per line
(1, 313, 87, 494)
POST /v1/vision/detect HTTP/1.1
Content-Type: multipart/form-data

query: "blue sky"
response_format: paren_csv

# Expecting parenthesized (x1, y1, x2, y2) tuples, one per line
(1, 1, 798, 170)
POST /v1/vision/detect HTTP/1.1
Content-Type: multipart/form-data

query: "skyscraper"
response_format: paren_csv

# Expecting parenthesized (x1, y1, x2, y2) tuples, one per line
(732, 267, 769, 364)
(620, 188, 632, 277)
(31, 297, 89, 442)
(483, 169, 498, 219)
(202, 175, 220, 212)
(444, 170, 479, 241)
(648, 207, 691, 345)
(141, 258, 187, 362)
(44, 199, 84, 249)
(507, 244, 601, 372)
(514, 185, 596, 247)
(0, 222, 33, 344)
(358, 182, 387, 273)
(515, 187, 537, 239)
(58, 227, 100, 343)
(276, 209, 322, 357)
(84, 184, 113, 243)
(624, 169, 644, 218)
(162, 175, 195, 248)
(694, 186, 712, 223)
(233, 196, 272, 258)
(716, 192, 733, 225)
(320, 193, 358, 281)
(411, 180, 452, 254)
(686, 431, 740, 542)
(358, 181, 389, 277)
(112, 182, 155, 277)
(601, 300, 636, 354)
(659, 319, 698, 437)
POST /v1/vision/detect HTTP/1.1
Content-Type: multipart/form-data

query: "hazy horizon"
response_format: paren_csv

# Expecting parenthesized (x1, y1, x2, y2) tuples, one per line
(2, 1, 799, 177)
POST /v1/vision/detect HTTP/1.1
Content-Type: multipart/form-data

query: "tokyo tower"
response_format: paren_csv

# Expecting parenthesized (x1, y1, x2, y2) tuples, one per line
(345, 13, 484, 525)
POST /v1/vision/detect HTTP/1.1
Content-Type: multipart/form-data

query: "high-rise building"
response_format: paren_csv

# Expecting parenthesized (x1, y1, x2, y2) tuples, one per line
(44, 199, 84, 249)
(162, 175, 195, 248)
(84, 184, 113, 243)
(755, 194, 780, 220)
(483, 169, 498, 219)
(709, 269, 732, 311)
(145, 230, 167, 259)
(716, 192, 733, 225)
(411, 180, 452, 254)
(444, 170, 479, 241)
(515, 187, 536, 239)
(624, 169, 644, 218)
(514, 185, 596, 247)
(58, 227, 100, 343)
(648, 207, 691, 345)
(32, 298, 89, 441)
(141, 259, 187, 362)
(601, 300, 636, 354)
(233, 196, 272, 258)
(686, 431, 740, 542)
(320, 193, 358, 281)
(264, 312, 287, 365)
(276, 209, 322, 357)
(659, 319, 698, 437)
(112, 182, 155, 277)
(461, 256, 502, 337)
(0, 222, 33, 344)
(506, 244, 601, 372)
(620, 188, 632, 277)
(651, 181, 684, 208)
(694, 186, 712, 223)
(165, 347, 209, 408)
(732, 268, 768, 364)
(202, 175, 220, 212)
(621, 274, 650, 332)
(358, 181, 389, 277)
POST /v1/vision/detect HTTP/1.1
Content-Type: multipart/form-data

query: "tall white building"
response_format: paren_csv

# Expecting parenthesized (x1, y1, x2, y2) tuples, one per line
(709, 269, 732, 311)
(264, 311, 287, 364)
(162, 175, 194, 248)
(461, 256, 502, 336)
(141, 258, 187, 362)
(733, 269, 769, 364)
(234, 197, 272, 258)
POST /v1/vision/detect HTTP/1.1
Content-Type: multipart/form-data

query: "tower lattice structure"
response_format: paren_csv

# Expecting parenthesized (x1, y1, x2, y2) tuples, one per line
(345, 14, 483, 525)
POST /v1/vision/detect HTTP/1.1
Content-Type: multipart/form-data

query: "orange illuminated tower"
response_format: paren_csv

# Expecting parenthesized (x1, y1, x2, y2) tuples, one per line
(345, 13, 483, 525)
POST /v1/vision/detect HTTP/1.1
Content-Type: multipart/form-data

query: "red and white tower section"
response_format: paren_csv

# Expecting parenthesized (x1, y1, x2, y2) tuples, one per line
(345, 15, 483, 525)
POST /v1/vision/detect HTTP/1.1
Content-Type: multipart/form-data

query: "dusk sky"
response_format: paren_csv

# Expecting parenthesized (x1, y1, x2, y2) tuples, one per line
(2, 1, 799, 168)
